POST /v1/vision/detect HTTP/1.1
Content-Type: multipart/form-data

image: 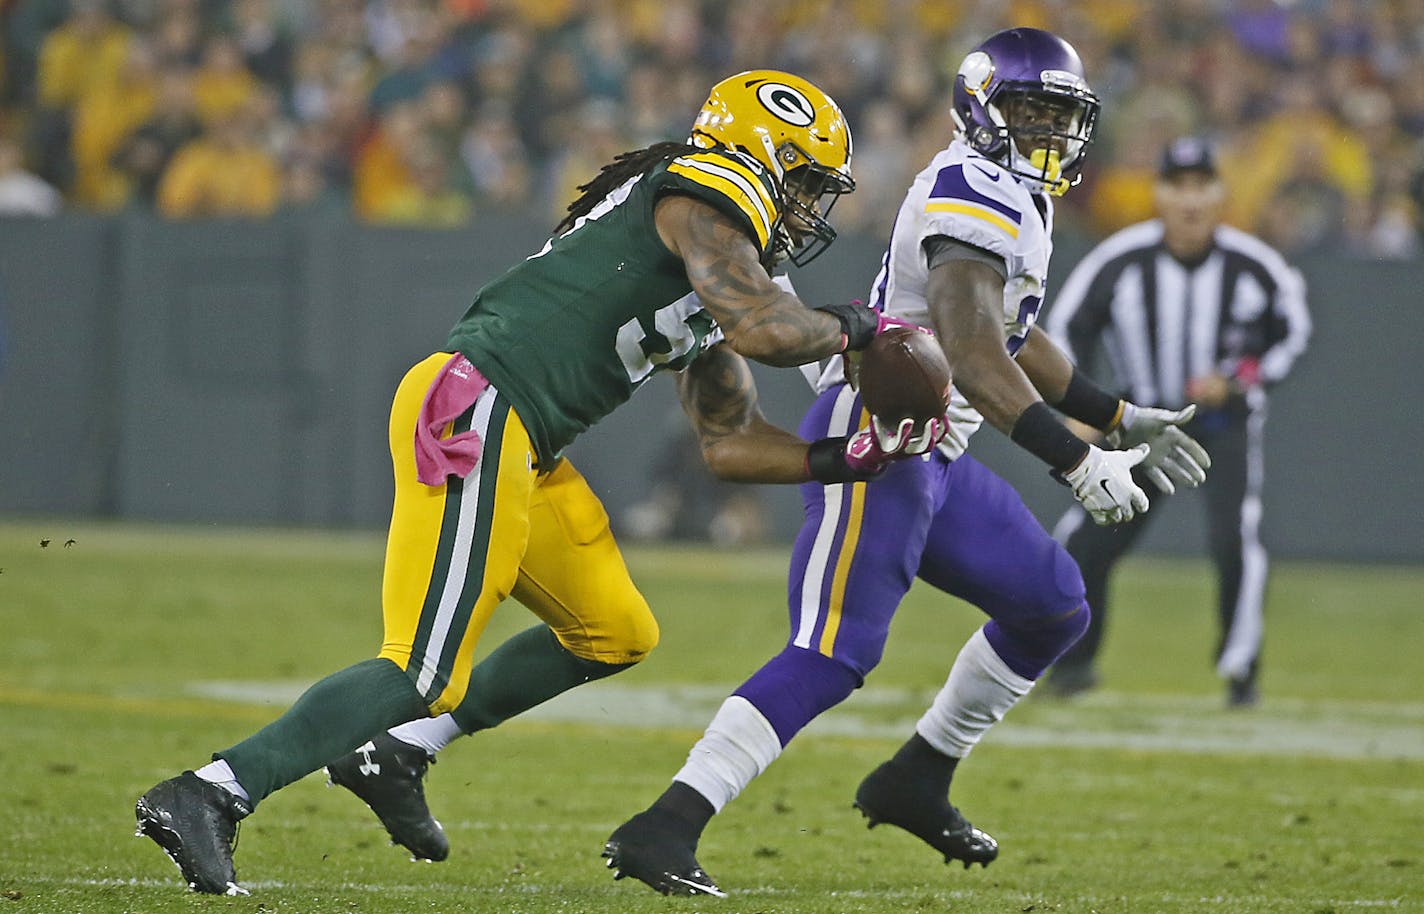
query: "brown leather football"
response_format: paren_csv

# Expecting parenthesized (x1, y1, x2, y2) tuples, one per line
(857, 326, 952, 423)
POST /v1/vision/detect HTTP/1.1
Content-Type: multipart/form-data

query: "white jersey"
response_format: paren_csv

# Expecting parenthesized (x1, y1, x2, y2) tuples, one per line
(815, 139, 1055, 460)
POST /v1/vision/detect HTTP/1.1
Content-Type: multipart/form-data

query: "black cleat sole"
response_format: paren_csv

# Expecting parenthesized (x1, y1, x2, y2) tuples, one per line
(602, 839, 727, 898)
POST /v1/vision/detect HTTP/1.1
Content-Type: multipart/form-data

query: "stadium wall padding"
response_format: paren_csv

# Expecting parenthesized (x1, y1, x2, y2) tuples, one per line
(1, 212, 1419, 562)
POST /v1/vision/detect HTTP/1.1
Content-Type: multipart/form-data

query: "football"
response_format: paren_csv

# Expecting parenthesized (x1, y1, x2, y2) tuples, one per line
(857, 326, 952, 424)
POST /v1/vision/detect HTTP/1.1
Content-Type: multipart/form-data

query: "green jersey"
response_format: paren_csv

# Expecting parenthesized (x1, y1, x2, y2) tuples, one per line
(447, 149, 781, 464)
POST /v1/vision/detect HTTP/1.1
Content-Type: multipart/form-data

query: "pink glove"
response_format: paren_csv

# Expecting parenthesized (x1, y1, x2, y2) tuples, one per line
(875, 313, 934, 338)
(844, 414, 949, 473)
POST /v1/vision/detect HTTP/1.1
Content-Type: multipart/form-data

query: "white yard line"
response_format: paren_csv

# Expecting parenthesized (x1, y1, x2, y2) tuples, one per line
(187, 679, 1424, 762)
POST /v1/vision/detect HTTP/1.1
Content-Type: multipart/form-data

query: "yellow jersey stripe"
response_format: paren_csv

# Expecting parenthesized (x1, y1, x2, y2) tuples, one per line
(668, 158, 775, 249)
(818, 408, 871, 655)
(678, 152, 777, 221)
(925, 200, 1022, 239)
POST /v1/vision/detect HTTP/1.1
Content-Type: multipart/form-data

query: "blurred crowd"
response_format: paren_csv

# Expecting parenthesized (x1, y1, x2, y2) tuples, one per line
(2, 0, 1424, 258)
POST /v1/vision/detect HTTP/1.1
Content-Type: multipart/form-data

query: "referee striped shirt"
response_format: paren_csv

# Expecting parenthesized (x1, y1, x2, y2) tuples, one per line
(1043, 220, 1311, 408)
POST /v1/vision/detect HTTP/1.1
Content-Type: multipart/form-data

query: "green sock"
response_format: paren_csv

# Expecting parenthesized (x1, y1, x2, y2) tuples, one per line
(218, 658, 427, 805)
(451, 625, 635, 733)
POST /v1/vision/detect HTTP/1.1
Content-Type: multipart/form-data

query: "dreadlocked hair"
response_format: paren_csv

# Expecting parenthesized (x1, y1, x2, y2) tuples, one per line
(555, 140, 703, 234)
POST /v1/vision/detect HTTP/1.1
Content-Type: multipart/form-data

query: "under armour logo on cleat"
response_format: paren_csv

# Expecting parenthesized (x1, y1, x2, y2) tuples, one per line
(355, 740, 381, 776)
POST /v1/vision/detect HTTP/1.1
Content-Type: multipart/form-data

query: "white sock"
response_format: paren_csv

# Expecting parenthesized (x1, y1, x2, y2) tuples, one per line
(194, 759, 250, 803)
(672, 696, 783, 812)
(388, 713, 464, 757)
(916, 627, 1034, 759)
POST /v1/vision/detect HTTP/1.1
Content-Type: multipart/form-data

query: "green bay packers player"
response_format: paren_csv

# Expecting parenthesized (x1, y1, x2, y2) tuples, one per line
(133, 70, 925, 895)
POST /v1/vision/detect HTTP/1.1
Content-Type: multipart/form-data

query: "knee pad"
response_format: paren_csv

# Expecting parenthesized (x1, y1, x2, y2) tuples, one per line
(554, 599, 660, 666)
(986, 601, 1090, 680)
(734, 647, 862, 745)
(1046, 600, 1091, 650)
(606, 604, 660, 664)
(980, 540, 1090, 680)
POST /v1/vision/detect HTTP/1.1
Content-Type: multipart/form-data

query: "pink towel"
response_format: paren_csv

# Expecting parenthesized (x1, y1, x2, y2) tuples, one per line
(414, 353, 489, 485)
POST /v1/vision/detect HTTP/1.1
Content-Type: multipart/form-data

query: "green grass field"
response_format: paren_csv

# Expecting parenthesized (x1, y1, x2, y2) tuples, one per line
(1, 520, 1420, 913)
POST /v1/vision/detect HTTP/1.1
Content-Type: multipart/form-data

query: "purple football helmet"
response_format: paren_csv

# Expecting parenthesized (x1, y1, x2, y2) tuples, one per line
(951, 28, 1100, 196)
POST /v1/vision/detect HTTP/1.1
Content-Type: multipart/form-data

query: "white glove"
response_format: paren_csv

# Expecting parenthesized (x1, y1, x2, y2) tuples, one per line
(1062, 444, 1151, 525)
(870, 414, 948, 456)
(1107, 403, 1211, 495)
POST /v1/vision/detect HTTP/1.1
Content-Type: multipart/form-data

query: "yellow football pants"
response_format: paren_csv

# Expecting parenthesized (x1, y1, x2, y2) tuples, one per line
(378, 353, 658, 714)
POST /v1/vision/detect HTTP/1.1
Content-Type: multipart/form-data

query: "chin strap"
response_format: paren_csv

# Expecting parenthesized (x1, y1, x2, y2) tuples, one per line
(760, 135, 786, 181)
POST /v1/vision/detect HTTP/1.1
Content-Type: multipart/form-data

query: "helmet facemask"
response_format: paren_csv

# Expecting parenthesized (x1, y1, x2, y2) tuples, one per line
(770, 142, 856, 267)
(994, 88, 1098, 196)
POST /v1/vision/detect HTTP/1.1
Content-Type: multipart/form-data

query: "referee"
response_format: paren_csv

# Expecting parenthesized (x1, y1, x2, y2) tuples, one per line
(1042, 137, 1312, 707)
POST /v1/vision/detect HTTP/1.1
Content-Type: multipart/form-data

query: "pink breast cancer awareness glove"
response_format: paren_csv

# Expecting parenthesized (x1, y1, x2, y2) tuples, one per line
(845, 413, 950, 474)
(875, 313, 935, 337)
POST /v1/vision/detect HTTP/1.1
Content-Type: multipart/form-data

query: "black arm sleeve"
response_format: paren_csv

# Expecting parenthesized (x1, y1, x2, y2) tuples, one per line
(923, 235, 1009, 280)
(1055, 367, 1124, 431)
(1011, 401, 1091, 473)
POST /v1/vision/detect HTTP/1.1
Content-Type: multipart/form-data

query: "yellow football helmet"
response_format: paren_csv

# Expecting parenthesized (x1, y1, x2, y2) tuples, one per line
(690, 70, 855, 265)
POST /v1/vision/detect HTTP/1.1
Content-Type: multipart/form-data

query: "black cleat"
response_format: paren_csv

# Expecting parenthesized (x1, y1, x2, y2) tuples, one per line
(602, 810, 727, 897)
(854, 761, 999, 868)
(1227, 676, 1260, 709)
(135, 771, 252, 895)
(1043, 664, 1100, 699)
(326, 733, 448, 861)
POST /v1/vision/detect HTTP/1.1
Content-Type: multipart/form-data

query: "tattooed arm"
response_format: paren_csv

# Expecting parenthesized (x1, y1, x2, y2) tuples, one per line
(676, 343, 818, 483)
(655, 194, 844, 367)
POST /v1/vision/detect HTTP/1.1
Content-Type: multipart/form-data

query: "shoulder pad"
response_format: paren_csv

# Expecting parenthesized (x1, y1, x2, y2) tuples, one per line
(662, 150, 779, 253)
(925, 161, 1026, 242)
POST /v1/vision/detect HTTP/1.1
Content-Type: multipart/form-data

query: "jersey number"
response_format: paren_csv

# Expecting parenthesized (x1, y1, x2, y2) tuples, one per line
(616, 294, 717, 385)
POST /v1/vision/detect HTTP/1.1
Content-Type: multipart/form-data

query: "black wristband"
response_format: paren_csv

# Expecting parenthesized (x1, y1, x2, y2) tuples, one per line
(1055, 368, 1123, 431)
(814, 302, 879, 351)
(806, 436, 875, 484)
(1010, 401, 1091, 472)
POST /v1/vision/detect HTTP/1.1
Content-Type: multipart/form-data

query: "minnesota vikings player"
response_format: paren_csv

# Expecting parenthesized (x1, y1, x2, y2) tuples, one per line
(603, 28, 1210, 896)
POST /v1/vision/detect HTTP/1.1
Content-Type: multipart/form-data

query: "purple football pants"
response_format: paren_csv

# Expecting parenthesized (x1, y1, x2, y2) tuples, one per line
(735, 384, 1089, 746)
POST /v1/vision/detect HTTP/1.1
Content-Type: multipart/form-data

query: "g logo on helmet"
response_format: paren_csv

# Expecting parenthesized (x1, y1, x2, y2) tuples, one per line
(756, 82, 816, 127)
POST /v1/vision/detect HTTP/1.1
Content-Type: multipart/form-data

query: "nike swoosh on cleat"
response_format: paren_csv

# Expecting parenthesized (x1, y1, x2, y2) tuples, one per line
(663, 874, 728, 898)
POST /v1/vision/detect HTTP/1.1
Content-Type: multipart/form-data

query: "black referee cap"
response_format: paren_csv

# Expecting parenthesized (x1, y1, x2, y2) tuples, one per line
(1159, 137, 1218, 179)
